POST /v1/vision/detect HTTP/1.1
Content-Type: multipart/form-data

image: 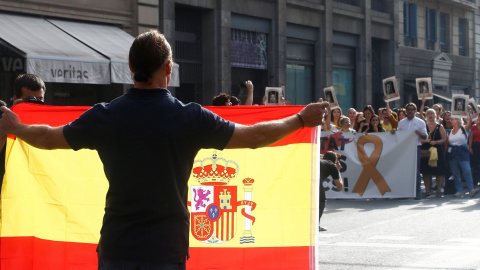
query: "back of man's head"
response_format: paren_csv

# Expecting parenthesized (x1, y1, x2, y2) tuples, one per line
(13, 74, 45, 98)
(212, 93, 230, 106)
(323, 151, 337, 163)
(230, 96, 241, 106)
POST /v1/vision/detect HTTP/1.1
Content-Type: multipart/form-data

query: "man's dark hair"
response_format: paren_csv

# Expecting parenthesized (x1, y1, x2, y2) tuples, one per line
(129, 30, 172, 83)
(405, 102, 417, 111)
(230, 96, 240, 106)
(212, 93, 230, 106)
(13, 74, 45, 98)
(323, 151, 337, 163)
(339, 117, 349, 125)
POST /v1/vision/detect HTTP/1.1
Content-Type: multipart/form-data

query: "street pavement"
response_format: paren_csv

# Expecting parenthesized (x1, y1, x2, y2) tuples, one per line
(317, 196, 480, 270)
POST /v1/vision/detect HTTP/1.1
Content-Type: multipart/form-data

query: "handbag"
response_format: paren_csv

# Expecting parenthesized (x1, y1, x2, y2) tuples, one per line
(421, 149, 431, 159)
(421, 124, 439, 159)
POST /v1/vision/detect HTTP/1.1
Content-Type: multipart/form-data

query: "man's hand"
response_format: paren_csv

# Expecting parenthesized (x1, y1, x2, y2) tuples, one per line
(297, 99, 330, 127)
(12, 99, 23, 106)
(390, 128, 396, 135)
(0, 106, 21, 135)
(334, 159, 342, 170)
(415, 129, 427, 139)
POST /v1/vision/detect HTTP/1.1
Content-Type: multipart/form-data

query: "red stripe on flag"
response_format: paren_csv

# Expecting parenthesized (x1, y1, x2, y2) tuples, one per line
(226, 214, 229, 241)
(231, 213, 234, 239)
(0, 237, 312, 270)
(0, 237, 97, 270)
(188, 246, 311, 269)
(10, 104, 314, 146)
(11, 103, 91, 127)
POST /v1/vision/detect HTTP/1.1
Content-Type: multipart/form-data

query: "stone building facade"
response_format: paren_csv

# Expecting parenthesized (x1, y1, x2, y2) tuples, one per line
(397, 0, 478, 110)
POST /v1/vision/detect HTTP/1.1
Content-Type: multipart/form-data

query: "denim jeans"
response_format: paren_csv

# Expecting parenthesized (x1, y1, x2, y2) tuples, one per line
(98, 257, 186, 270)
(449, 158, 475, 193)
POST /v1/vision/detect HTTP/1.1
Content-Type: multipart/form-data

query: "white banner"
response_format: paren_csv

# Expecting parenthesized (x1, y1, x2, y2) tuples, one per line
(321, 130, 417, 199)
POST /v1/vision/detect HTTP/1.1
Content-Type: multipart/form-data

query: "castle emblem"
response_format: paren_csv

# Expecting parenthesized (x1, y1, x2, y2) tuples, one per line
(188, 151, 257, 244)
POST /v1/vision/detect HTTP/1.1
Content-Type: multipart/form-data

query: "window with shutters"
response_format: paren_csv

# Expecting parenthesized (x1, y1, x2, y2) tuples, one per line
(440, 13, 450, 53)
(459, 18, 468, 56)
(404, 2, 417, 47)
(425, 8, 437, 50)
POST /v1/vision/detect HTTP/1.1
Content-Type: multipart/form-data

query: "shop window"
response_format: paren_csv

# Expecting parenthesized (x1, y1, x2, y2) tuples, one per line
(231, 29, 267, 70)
(286, 64, 313, 105)
(286, 41, 314, 105)
(440, 13, 450, 53)
(332, 46, 356, 113)
(404, 2, 417, 47)
(425, 8, 437, 50)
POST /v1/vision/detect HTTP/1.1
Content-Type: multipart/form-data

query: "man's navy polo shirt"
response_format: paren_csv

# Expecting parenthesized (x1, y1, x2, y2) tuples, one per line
(63, 88, 235, 263)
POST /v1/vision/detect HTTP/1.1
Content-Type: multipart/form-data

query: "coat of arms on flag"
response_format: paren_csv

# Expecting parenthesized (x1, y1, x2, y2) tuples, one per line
(189, 151, 256, 244)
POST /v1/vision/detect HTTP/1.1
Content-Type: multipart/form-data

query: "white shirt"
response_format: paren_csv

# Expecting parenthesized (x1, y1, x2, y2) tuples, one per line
(397, 116, 427, 145)
(448, 128, 468, 146)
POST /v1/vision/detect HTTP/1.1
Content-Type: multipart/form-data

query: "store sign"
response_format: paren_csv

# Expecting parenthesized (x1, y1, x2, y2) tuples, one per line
(1, 57, 23, 72)
(26, 58, 110, 84)
(0, 46, 25, 72)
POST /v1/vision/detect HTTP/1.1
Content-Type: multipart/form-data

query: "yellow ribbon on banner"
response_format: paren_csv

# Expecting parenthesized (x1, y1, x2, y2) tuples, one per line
(352, 135, 391, 196)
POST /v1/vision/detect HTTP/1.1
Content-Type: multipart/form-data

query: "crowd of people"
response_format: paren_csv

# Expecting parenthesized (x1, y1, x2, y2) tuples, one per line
(321, 98, 480, 200)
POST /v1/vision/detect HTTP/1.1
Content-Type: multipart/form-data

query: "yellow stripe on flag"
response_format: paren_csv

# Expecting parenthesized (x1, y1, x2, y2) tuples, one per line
(188, 143, 316, 248)
(1, 138, 108, 244)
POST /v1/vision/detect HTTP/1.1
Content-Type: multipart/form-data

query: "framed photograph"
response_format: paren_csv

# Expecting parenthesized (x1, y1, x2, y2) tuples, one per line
(451, 94, 469, 119)
(415, 77, 433, 100)
(382, 76, 400, 102)
(265, 87, 283, 105)
(468, 97, 480, 121)
(323, 86, 339, 109)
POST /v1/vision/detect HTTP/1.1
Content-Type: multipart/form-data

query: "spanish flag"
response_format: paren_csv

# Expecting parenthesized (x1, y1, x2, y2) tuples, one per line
(0, 103, 319, 269)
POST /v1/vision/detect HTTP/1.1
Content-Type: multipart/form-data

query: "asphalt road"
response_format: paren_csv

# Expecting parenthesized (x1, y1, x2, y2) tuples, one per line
(317, 196, 480, 270)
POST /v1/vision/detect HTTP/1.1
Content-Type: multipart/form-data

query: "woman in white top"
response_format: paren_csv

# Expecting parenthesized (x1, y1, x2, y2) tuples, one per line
(446, 118, 479, 198)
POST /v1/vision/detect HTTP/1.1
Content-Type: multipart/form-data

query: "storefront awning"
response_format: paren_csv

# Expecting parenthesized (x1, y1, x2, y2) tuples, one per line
(0, 13, 110, 84)
(0, 13, 180, 86)
(48, 19, 133, 84)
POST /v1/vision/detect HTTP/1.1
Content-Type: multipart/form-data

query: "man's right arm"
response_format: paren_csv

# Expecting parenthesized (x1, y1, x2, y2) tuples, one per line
(225, 101, 329, 149)
(0, 106, 71, 150)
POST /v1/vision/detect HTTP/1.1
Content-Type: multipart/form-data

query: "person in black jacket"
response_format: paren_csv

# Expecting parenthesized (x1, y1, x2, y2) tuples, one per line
(319, 151, 344, 231)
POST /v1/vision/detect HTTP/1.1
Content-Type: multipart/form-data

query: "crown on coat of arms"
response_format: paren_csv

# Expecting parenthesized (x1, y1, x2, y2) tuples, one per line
(242, 177, 255, 186)
(192, 151, 239, 185)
